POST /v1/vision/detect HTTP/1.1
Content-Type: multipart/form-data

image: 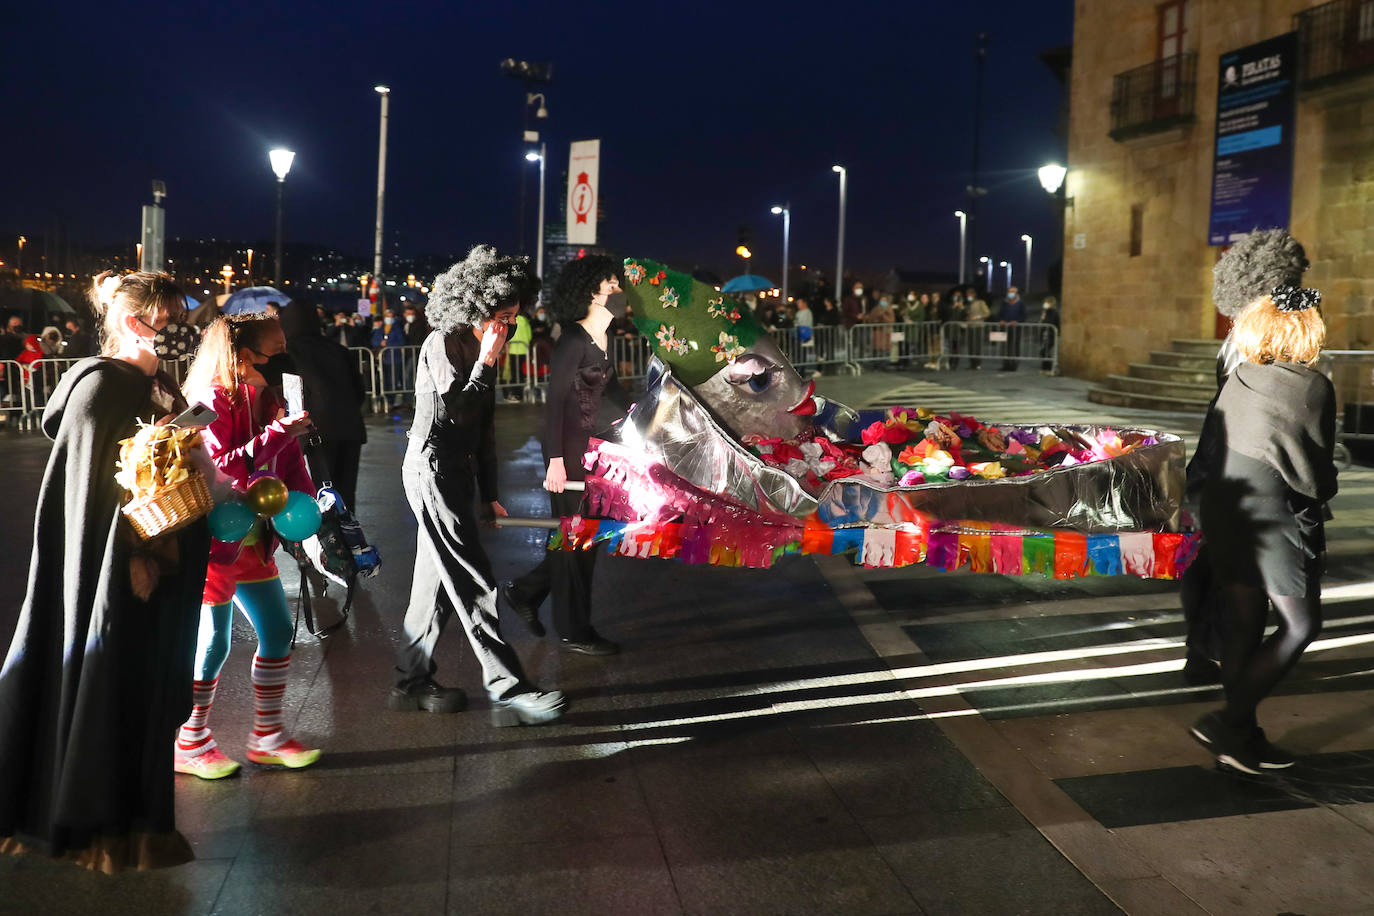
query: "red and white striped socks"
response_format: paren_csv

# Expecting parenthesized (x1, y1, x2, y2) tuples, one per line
(247, 654, 291, 753)
(175, 676, 220, 758)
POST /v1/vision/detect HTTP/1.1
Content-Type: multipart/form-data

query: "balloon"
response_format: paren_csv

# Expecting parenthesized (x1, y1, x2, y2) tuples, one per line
(272, 490, 322, 541)
(208, 500, 256, 542)
(245, 474, 289, 517)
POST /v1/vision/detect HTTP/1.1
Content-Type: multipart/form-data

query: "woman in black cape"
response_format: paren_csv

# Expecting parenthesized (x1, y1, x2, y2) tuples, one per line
(0, 272, 210, 871)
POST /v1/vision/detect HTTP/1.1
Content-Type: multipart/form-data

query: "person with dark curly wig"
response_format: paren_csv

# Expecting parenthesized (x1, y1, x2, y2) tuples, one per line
(1181, 229, 1310, 686)
(501, 254, 632, 656)
(389, 245, 565, 726)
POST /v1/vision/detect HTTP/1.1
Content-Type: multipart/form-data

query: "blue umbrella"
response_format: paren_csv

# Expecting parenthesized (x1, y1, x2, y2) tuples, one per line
(222, 286, 290, 316)
(721, 274, 775, 293)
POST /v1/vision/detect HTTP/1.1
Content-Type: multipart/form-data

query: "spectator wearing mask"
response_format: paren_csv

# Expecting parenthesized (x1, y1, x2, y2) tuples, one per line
(999, 286, 1027, 371)
(504, 310, 533, 401)
(529, 302, 554, 377)
(841, 283, 866, 329)
(403, 305, 429, 347)
(966, 295, 990, 370)
(371, 309, 407, 409)
(1039, 296, 1060, 372)
(794, 297, 818, 378)
(63, 317, 96, 357)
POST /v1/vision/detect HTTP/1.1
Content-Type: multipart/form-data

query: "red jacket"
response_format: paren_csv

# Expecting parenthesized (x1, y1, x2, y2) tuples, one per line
(195, 383, 314, 564)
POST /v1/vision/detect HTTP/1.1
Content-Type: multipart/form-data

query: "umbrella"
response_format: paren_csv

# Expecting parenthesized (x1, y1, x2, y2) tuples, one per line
(222, 286, 290, 316)
(721, 274, 775, 293)
(33, 289, 76, 315)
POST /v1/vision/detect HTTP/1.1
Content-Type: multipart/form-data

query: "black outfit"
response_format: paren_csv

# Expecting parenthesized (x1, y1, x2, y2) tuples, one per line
(0, 359, 209, 871)
(394, 330, 530, 699)
(284, 331, 369, 509)
(63, 329, 96, 358)
(508, 325, 630, 641)
(1196, 360, 1336, 729)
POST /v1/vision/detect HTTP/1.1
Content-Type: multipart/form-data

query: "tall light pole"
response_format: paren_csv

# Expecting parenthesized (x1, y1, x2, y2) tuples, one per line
(269, 148, 295, 287)
(16, 236, 24, 278)
(979, 256, 992, 293)
(832, 165, 847, 304)
(770, 203, 791, 305)
(1020, 234, 1033, 293)
(246, 248, 254, 284)
(373, 86, 390, 280)
(526, 144, 547, 299)
(999, 260, 1012, 291)
(221, 264, 235, 294)
(954, 211, 967, 284)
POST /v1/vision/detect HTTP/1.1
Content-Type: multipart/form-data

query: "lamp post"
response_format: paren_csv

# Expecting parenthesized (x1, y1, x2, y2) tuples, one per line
(1038, 163, 1068, 300)
(770, 203, 791, 304)
(999, 260, 1012, 291)
(246, 248, 254, 284)
(373, 86, 390, 280)
(525, 144, 547, 301)
(269, 148, 295, 287)
(832, 165, 847, 304)
(979, 256, 992, 293)
(220, 264, 235, 294)
(954, 211, 967, 284)
(1020, 234, 1032, 293)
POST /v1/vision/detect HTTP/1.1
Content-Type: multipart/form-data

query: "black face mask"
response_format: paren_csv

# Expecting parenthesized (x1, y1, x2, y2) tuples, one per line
(604, 291, 628, 319)
(141, 319, 200, 361)
(256, 352, 295, 388)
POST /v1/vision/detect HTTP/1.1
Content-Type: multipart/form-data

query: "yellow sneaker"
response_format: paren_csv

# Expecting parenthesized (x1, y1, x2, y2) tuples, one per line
(174, 747, 241, 780)
(246, 738, 321, 769)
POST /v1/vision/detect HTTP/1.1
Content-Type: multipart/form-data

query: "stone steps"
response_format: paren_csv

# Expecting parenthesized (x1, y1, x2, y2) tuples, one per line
(1126, 362, 1213, 384)
(1170, 338, 1223, 355)
(1103, 373, 1215, 400)
(1086, 386, 1212, 413)
(1148, 350, 1216, 370)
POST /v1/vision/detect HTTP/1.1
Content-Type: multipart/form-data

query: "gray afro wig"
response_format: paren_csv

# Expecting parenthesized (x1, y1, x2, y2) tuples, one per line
(426, 245, 539, 334)
(1212, 229, 1309, 318)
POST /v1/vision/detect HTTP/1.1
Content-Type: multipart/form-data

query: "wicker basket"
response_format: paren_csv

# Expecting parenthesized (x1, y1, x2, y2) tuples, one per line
(122, 471, 214, 540)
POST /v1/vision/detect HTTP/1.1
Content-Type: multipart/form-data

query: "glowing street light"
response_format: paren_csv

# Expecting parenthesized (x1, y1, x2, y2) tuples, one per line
(246, 248, 254, 283)
(526, 143, 546, 301)
(999, 260, 1012, 290)
(1038, 163, 1067, 195)
(954, 211, 967, 285)
(220, 264, 235, 294)
(269, 148, 295, 286)
(373, 86, 390, 279)
(770, 203, 791, 307)
(1020, 234, 1032, 292)
(979, 255, 992, 293)
(832, 165, 847, 303)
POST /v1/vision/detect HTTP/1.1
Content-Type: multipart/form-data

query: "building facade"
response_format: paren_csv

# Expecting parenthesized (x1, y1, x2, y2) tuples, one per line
(1063, 0, 1374, 379)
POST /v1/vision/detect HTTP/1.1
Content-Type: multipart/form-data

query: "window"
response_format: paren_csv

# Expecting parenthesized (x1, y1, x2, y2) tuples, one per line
(1157, 0, 1190, 97)
(1130, 204, 1144, 257)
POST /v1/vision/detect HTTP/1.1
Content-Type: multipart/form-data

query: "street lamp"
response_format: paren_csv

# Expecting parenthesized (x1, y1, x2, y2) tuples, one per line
(16, 236, 24, 277)
(373, 85, 390, 280)
(526, 144, 547, 301)
(832, 165, 847, 304)
(1020, 235, 1032, 293)
(954, 211, 967, 285)
(220, 264, 235, 294)
(770, 204, 791, 307)
(269, 148, 295, 287)
(999, 260, 1012, 290)
(246, 248, 254, 284)
(1038, 163, 1067, 195)
(979, 256, 992, 293)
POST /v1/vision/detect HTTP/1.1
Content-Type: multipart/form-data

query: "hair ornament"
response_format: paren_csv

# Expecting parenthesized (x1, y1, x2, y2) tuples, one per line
(1271, 285, 1321, 313)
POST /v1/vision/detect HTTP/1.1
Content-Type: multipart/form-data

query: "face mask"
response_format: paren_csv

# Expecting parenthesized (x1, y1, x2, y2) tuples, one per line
(141, 319, 199, 361)
(604, 291, 629, 319)
(384, 317, 394, 326)
(405, 314, 415, 323)
(907, 294, 916, 302)
(853, 288, 863, 297)
(535, 311, 546, 320)
(257, 353, 294, 388)
(1008, 293, 1018, 302)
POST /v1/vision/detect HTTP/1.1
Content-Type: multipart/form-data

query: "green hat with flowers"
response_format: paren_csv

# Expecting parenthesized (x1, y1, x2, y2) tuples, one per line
(624, 256, 765, 386)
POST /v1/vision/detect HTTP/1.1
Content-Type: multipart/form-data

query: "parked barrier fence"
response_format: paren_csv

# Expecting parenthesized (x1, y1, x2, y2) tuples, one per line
(939, 322, 1059, 373)
(1321, 351, 1374, 460)
(0, 361, 27, 428)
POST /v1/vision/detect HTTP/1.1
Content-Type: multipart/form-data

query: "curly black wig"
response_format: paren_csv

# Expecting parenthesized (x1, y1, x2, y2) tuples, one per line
(426, 245, 538, 334)
(551, 254, 621, 325)
(1212, 229, 1309, 318)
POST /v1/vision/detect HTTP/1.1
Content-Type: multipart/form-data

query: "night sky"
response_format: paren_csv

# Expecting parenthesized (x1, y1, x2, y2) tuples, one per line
(7, 0, 1072, 290)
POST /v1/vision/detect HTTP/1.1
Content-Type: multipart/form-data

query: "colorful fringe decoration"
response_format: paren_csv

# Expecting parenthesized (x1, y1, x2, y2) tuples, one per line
(548, 515, 1199, 580)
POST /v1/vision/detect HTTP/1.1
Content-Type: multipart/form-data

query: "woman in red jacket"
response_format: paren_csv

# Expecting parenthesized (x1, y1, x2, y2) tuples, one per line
(172, 313, 321, 779)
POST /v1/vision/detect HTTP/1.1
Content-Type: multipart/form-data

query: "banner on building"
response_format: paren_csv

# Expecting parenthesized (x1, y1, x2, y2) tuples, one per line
(566, 139, 600, 245)
(1207, 31, 1297, 245)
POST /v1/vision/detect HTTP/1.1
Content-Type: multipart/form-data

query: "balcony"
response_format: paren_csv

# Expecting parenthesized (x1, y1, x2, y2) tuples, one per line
(1296, 0, 1374, 90)
(1109, 53, 1198, 141)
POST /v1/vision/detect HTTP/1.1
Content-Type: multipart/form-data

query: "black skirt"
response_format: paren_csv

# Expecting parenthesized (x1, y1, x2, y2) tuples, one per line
(1201, 453, 1324, 598)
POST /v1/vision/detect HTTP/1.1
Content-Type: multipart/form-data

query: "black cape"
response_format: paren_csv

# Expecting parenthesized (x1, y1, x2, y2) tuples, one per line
(0, 358, 210, 872)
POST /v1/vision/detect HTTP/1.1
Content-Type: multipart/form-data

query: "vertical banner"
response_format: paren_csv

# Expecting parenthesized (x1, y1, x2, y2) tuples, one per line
(1208, 32, 1297, 245)
(566, 139, 600, 245)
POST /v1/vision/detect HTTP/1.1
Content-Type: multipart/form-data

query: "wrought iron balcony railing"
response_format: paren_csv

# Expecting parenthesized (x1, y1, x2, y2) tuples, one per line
(1109, 52, 1198, 141)
(1295, 0, 1374, 89)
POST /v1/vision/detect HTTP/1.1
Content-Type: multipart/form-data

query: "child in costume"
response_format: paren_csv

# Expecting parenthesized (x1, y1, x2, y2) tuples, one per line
(0, 272, 210, 871)
(389, 245, 565, 725)
(173, 313, 321, 778)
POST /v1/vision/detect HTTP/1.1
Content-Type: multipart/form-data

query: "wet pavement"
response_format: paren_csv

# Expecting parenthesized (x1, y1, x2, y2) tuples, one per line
(3, 366, 1374, 915)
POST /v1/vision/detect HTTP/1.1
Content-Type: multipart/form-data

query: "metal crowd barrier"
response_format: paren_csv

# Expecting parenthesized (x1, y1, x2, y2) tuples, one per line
(939, 322, 1059, 373)
(767, 326, 853, 374)
(0, 360, 26, 428)
(1321, 351, 1374, 452)
(24, 358, 84, 427)
(611, 334, 652, 390)
(347, 347, 382, 412)
(373, 344, 421, 410)
(846, 322, 943, 370)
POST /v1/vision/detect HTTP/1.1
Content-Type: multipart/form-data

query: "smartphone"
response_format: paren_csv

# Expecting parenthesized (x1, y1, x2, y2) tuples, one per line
(171, 403, 218, 428)
(282, 372, 305, 416)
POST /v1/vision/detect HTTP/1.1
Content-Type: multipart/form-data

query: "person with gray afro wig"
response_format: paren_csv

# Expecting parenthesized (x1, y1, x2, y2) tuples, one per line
(1212, 229, 1308, 319)
(425, 245, 539, 334)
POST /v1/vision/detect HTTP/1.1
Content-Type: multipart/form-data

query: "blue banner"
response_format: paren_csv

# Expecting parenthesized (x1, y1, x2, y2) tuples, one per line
(1208, 32, 1297, 246)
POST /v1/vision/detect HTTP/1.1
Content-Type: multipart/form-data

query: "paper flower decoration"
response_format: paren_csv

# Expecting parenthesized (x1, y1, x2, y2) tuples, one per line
(659, 287, 681, 309)
(624, 261, 647, 285)
(711, 331, 744, 363)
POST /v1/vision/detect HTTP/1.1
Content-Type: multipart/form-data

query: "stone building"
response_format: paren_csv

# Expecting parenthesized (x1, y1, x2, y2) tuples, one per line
(1062, 0, 1374, 397)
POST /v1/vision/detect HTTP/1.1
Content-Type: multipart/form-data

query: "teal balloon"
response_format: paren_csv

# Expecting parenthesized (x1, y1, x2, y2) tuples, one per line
(208, 501, 256, 542)
(272, 490, 322, 541)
